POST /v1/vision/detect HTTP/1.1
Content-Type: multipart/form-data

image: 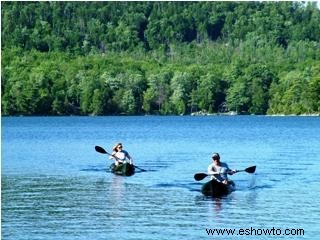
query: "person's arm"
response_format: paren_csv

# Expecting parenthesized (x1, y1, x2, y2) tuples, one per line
(109, 151, 117, 160)
(224, 163, 237, 175)
(228, 170, 237, 175)
(227, 167, 237, 175)
(125, 151, 133, 164)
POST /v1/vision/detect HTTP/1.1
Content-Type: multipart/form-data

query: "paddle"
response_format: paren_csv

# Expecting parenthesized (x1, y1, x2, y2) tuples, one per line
(194, 165, 256, 181)
(95, 145, 146, 172)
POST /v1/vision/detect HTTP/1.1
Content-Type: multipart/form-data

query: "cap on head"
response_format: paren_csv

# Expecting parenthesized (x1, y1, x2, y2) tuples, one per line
(212, 153, 220, 160)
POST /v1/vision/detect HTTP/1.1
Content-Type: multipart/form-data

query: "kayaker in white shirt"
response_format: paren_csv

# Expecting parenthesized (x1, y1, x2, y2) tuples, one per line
(110, 143, 133, 166)
(207, 153, 237, 184)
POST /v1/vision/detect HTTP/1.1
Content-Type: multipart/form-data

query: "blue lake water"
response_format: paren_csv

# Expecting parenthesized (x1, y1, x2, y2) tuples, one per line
(2, 116, 320, 239)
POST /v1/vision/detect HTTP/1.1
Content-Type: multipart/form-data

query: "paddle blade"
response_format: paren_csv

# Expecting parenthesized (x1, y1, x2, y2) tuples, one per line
(95, 145, 107, 154)
(245, 166, 256, 174)
(194, 173, 208, 181)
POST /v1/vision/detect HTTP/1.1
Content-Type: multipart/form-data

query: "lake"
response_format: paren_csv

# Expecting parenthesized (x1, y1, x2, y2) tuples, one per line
(2, 116, 320, 239)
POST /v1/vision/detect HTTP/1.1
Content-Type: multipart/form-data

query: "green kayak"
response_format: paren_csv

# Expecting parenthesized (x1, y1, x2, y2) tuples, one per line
(110, 162, 135, 176)
(201, 179, 235, 197)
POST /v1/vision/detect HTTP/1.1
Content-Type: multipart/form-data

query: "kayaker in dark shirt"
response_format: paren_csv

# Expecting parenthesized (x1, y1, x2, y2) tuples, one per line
(207, 153, 237, 184)
(110, 143, 133, 166)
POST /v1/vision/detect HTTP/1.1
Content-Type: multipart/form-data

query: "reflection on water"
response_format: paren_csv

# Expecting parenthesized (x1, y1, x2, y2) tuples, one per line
(210, 198, 223, 214)
(110, 176, 126, 203)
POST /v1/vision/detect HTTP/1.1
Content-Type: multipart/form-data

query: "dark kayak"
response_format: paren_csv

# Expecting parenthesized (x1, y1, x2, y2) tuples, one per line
(110, 162, 135, 176)
(201, 179, 235, 197)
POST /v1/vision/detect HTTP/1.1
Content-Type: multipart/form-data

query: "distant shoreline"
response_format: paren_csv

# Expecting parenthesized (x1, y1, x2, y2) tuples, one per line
(190, 110, 320, 117)
(2, 113, 319, 117)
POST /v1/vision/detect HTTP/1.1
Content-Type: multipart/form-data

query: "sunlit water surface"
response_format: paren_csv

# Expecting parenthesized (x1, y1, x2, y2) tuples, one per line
(2, 116, 320, 239)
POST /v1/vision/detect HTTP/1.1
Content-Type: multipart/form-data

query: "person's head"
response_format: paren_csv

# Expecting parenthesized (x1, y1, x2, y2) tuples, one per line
(212, 153, 220, 164)
(113, 143, 123, 152)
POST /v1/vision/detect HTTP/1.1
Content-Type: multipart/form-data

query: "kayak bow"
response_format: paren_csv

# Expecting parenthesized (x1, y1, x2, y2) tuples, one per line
(201, 179, 235, 197)
(110, 162, 135, 176)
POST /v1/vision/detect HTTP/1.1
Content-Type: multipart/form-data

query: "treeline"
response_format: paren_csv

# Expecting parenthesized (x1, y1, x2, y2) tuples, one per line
(1, 1, 320, 115)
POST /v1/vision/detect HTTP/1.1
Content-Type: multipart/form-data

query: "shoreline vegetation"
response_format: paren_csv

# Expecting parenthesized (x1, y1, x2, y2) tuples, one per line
(1, 2, 320, 117)
(2, 112, 320, 117)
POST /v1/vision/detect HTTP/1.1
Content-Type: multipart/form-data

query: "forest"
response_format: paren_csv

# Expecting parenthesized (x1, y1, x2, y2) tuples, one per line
(1, 1, 320, 116)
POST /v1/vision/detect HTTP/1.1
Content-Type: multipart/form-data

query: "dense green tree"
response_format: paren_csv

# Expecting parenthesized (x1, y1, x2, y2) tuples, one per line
(226, 80, 250, 113)
(169, 72, 194, 114)
(142, 72, 171, 114)
(245, 64, 274, 114)
(1, 2, 320, 116)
